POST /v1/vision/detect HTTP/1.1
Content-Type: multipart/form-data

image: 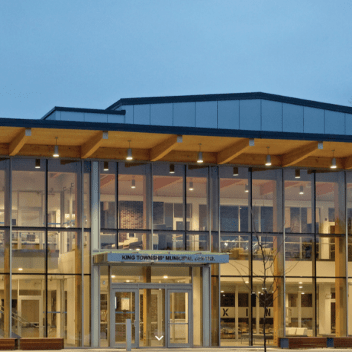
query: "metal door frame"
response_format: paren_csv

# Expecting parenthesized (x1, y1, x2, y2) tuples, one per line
(166, 287, 193, 348)
(110, 287, 140, 348)
(110, 283, 192, 348)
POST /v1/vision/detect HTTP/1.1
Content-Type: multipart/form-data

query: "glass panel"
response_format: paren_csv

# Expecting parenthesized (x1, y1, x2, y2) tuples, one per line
(153, 232, 185, 250)
(48, 231, 82, 274)
(12, 275, 46, 338)
(84, 161, 90, 228)
(285, 235, 313, 277)
(169, 291, 188, 344)
(100, 230, 117, 249)
(284, 169, 313, 233)
(84, 275, 90, 346)
(220, 233, 249, 276)
(48, 160, 81, 228)
(84, 231, 90, 274)
(140, 289, 165, 347)
(316, 234, 346, 277)
(220, 278, 250, 346)
(186, 232, 209, 251)
(12, 159, 45, 227)
(153, 164, 184, 231)
(186, 166, 208, 231)
(193, 267, 203, 346)
(252, 276, 284, 346)
(252, 169, 283, 233)
(12, 231, 45, 273)
(317, 278, 346, 336)
(316, 171, 345, 234)
(118, 231, 151, 250)
(100, 266, 109, 347)
(285, 278, 314, 336)
(0, 159, 7, 228)
(115, 291, 136, 345)
(118, 163, 150, 230)
(100, 161, 116, 229)
(220, 167, 250, 232)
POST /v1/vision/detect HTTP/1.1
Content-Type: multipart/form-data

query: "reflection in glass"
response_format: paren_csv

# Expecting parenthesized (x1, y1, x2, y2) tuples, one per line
(153, 232, 185, 250)
(115, 291, 136, 345)
(118, 232, 150, 250)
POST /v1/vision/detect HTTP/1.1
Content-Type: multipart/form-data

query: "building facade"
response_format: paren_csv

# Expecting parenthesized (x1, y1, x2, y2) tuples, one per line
(0, 92, 352, 348)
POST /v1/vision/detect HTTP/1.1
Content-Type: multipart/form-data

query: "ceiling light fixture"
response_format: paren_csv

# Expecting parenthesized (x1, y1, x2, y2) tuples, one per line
(233, 167, 239, 176)
(131, 178, 136, 189)
(330, 150, 337, 169)
(189, 180, 194, 191)
(244, 184, 249, 193)
(169, 164, 175, 174)
(197, 143, 203, 163)
(53, 137, 59, 158)
(103, 161, 109, 171)
(35, 159, 41, 169)
(299, 186, 304, 195)
(126, 140, 133, 161)
(265, 147, 271, 166)
(295, 169, 300, 179)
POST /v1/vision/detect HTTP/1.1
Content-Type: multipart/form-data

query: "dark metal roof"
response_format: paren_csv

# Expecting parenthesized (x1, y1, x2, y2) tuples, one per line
(1, 116, 352, 144)
(41, 106, 126, 120)
(106, 91, 352, 114)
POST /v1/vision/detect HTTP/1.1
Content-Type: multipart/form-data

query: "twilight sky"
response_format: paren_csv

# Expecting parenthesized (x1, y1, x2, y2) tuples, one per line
(0, 0, 352, 120)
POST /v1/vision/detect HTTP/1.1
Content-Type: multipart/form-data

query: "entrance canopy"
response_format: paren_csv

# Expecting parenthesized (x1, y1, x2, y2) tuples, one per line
(93, 250, 229, 265)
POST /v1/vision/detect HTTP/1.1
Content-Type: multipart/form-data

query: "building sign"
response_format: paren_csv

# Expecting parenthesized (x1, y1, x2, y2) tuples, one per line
(94, 250, 229, 265)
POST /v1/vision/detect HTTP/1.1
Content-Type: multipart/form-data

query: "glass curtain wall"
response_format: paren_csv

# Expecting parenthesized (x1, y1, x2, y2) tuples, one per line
(0, 158, 90, 347)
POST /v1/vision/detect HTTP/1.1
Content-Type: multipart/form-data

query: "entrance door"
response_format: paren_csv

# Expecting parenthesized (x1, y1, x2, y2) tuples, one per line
(110, 289, 139, 348)
(167, 289, 192, 347)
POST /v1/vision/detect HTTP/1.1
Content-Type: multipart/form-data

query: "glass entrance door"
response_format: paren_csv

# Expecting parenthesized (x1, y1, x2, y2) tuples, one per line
(167, 289, 192, 347)
(110, 289, 139, 348)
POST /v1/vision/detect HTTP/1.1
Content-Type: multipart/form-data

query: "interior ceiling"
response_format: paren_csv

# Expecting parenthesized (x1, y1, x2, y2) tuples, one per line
(2, 126, 352, 170)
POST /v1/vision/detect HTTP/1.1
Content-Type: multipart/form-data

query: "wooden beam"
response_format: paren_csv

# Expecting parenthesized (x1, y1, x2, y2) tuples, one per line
(217, 138, 253, 164)
(150, 135, 181, 161)
(344, 156, 352, 170)
(81, 131, 108, 159)
(282, 141, 321, 167)
(9, 128, 31, 156)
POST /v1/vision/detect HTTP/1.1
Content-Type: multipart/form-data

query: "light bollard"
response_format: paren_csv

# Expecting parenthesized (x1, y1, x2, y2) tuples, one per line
(126, 318, 132, 351)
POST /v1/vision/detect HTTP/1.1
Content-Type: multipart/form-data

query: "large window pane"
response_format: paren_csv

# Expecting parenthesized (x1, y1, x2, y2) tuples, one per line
(48, 231, 82, 274)
(285, 278, 314, 336)
(252, 169, 283, 233)
(317, 277, 346, 336)
(220, 167, 250, 233)
(12, 275, 46, 338)
(48, 160, 81, 228)
(12, 159, 45, 227)
(316, 171, 345, 235)
(186, 166, 208, 231)
(12, 231, 45, 273)
(153, 164, 185, 231)
(84, 161, 91, 228)
(100, 161, 116, 229)
(284, 169, 313, 234)
(118, 163, 151, 230)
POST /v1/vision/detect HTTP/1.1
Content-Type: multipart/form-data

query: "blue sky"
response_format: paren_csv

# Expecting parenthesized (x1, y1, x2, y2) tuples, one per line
(0, 0, 351, 119)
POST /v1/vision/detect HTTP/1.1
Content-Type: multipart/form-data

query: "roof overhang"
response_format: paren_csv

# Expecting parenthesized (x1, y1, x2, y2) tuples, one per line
(93, 250, 229, 265)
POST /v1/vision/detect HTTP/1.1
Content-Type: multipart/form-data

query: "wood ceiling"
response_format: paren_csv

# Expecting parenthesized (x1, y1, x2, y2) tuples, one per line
(1, 126, 352, 169)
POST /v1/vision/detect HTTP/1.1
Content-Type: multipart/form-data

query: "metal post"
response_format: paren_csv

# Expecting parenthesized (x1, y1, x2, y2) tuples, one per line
(126, 318, 132, 351)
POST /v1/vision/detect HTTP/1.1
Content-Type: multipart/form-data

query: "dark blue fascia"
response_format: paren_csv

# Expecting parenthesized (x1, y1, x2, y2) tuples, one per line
(41, 106, 126, 120)
(2, 116, 352, 144)
(106, 91, 352, 115)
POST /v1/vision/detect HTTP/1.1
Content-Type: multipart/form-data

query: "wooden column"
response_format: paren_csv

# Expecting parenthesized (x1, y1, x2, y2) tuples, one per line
(334, 177, 346, 337)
